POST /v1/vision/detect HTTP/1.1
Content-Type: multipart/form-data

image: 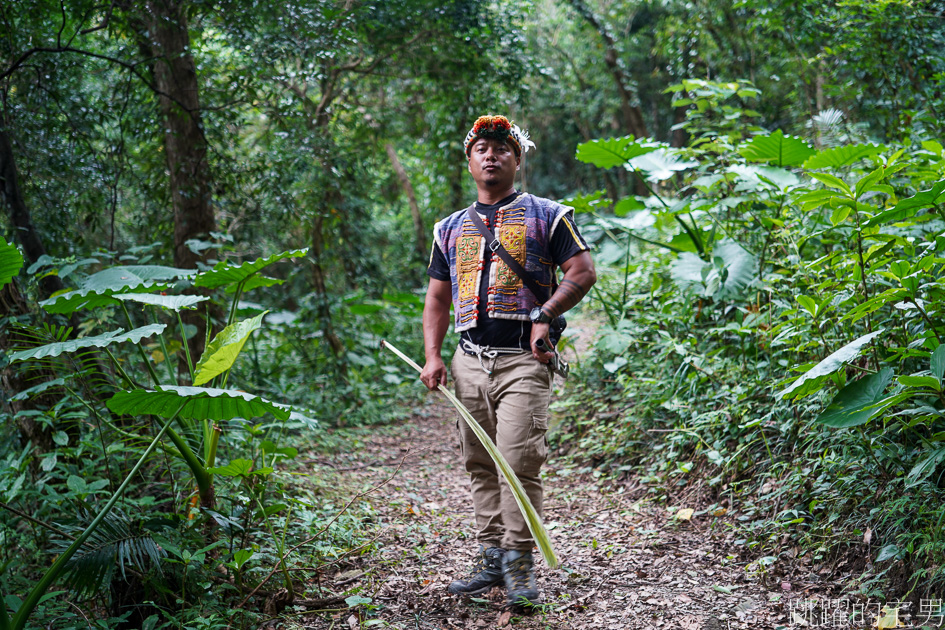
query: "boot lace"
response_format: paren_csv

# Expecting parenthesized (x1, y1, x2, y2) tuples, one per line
(505, 555, 531, 589)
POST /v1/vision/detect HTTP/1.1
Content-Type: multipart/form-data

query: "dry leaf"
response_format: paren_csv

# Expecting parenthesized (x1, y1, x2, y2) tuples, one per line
(676, 508, 694, 521)
(497, 611, 512, 627)
(347, 614, 358, 630)
(875, 606, 904, 628)
(864, 527, 872, 544)
(792, 611, 810, 626)
(712, 507, 728, 517)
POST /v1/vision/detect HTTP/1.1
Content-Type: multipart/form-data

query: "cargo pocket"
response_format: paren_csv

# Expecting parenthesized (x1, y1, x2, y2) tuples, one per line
(522, 411, 549, 474)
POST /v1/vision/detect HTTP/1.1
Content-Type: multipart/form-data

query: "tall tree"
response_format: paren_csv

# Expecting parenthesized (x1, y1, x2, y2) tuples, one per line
(141, 0, 216, 269)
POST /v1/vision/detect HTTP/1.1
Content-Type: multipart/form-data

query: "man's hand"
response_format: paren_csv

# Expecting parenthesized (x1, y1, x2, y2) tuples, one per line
(421, 356, 448, 390)
(422, 278, 452, 391)
(530, 322, 554, 363)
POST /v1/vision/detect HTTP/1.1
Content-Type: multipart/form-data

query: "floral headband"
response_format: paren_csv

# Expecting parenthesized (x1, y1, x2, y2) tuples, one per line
(463, 115, 535, 157)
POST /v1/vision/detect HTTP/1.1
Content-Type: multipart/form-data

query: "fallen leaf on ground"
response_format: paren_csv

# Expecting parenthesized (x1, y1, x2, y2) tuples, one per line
(676, 508, 695, 521)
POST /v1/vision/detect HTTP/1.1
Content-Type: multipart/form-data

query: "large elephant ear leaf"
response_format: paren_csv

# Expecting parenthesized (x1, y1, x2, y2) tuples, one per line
(113, 293, 208, 311)
(738, 130, 815, 167)
(194, 249, 308, 290)
(192, 312, 267, 386)
(8, 324, 166, 362)
(106, 386, 290, 421)
(0, 237, 24, 290)
(40, 265, 194, 315)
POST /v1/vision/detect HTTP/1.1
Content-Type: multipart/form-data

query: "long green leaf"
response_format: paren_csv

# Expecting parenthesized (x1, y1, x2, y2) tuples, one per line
(106, 386, 290, 421)
(8, 325, 166, 362)
(778, 331, 883, 400)
(193, 312, 267, 386)
(574, 136, 661, 169)
(815, 368, 894, 428)
(863, 180, 945, 227)
(194, 249, 308, 289)
(380, 340, 559, 569)
(0, 237, 24, 291)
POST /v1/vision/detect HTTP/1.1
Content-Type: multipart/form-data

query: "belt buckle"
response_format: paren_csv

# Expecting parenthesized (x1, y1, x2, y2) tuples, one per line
(488, 238, 501, 252)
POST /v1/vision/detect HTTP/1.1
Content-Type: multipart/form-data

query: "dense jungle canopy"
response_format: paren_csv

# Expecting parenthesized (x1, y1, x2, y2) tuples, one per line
(3, 0, 945, 628)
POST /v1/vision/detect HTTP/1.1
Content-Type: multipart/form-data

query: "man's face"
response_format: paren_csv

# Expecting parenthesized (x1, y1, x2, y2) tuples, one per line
(467, 137, 520, 190)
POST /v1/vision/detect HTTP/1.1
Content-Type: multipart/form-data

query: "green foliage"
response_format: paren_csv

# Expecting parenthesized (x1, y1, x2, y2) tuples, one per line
(192, 313, 267, 386)
(0, 237, 24, 290)
(106, 386, 290, 422)
(558, 76, 945, 603)
(8, 325, 166, 362)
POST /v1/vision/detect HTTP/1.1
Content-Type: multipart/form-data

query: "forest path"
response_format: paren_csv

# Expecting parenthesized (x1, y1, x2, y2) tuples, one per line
(298, 401, 796, 630)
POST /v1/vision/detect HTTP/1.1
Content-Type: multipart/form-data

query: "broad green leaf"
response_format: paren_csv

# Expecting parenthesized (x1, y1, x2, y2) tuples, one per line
(802, 143, 884, 169)
(574, 136, 661, 169)
(670, 239, 757, 301)
(9, 324, 166, 362)
(778, 331, 883, 399)
(113, 293, 209, 311)
(614, 196, 646, 217)
(855, 167, 886, 198)
(81, 266, 194, 292)
(192, 312, 267, 386)
(39, 265, 192, 314)
(627, 149, 697, 181)
(0, 237, 24, 290)
(797, 295, 817, 317)
(738, 130, 815, 167)
(106, 386, 290, 421)
(898, 375, 941, 391)
(932, 345, 945, 382)
(207, 459, 253, 477)
(816, 368, 894, 428)
(224, 275, 282, 293)
(194, 249, 308, 289)
(863, 180, 945, 227)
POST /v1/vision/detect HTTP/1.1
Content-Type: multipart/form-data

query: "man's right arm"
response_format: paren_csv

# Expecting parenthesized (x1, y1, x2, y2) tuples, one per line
(420, 277, 452, 390)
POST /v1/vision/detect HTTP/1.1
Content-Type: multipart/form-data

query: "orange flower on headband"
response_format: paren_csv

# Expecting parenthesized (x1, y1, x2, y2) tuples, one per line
(464, 115, 535, 157)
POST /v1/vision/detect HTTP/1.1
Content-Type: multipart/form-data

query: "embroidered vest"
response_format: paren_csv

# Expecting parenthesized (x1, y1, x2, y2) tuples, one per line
(433, 192, 573, 332)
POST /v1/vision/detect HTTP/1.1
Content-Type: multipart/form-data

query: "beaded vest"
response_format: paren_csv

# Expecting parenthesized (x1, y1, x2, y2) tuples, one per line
(433, 192, 573, 333)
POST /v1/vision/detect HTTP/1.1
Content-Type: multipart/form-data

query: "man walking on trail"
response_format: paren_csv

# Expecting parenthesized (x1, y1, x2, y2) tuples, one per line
(420, 115, 596, 608)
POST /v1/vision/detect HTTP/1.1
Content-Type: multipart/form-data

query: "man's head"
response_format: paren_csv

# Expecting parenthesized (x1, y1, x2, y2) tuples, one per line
(463, 115, 534, 159)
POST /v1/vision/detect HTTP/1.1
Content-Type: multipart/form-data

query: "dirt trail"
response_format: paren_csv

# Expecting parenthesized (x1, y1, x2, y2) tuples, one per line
(297, 401, 805, 630)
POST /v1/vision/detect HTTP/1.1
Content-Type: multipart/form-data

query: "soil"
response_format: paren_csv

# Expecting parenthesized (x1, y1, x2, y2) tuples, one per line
(291, 400, 842, 630)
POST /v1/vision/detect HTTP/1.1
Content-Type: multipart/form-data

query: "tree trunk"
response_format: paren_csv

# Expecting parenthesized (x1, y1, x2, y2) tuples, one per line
(143, 0, 217, 362)
(385, 143, 427, 260)
(145, 0, 215, 269)
(0, 126, 65, 298)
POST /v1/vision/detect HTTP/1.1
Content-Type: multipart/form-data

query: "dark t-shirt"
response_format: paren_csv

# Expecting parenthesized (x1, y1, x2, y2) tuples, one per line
(427, 191, 589, 350)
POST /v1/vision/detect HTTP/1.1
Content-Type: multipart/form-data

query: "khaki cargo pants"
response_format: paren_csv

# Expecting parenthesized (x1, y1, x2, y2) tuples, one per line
(451, 346, 552, 552)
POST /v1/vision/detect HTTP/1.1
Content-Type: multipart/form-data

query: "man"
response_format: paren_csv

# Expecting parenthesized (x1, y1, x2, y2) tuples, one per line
(420, 115, 596, 608)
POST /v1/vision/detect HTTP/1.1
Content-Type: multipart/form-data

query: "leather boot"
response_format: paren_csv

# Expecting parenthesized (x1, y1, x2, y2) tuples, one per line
(447, 545, 506, 596)
(503, 549, 539, 607)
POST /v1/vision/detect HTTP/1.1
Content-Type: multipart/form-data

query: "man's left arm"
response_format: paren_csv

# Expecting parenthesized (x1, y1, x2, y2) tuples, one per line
(530, 251, 596, 362)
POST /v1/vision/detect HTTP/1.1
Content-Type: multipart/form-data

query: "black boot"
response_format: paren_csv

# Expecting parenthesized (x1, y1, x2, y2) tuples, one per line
(503, 550, 539, 608)
(447, 545, 506, 596)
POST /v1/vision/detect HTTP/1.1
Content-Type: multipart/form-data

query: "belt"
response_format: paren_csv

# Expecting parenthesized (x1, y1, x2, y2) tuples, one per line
(460, 338, 527, 375)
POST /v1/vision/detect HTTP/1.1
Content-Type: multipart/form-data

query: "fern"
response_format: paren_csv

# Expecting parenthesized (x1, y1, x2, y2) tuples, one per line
(54, 509, 165, 600)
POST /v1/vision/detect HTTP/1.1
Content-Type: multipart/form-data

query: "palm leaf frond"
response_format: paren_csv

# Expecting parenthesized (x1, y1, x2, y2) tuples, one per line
(54, 509, 166, 599)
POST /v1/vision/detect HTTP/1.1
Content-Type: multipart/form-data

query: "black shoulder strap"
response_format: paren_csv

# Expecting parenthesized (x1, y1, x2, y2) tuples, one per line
(465, 205, 550, 303)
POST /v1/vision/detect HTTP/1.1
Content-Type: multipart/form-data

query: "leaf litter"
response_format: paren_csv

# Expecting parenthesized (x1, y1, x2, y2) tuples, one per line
(294, 403, 869, 629)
